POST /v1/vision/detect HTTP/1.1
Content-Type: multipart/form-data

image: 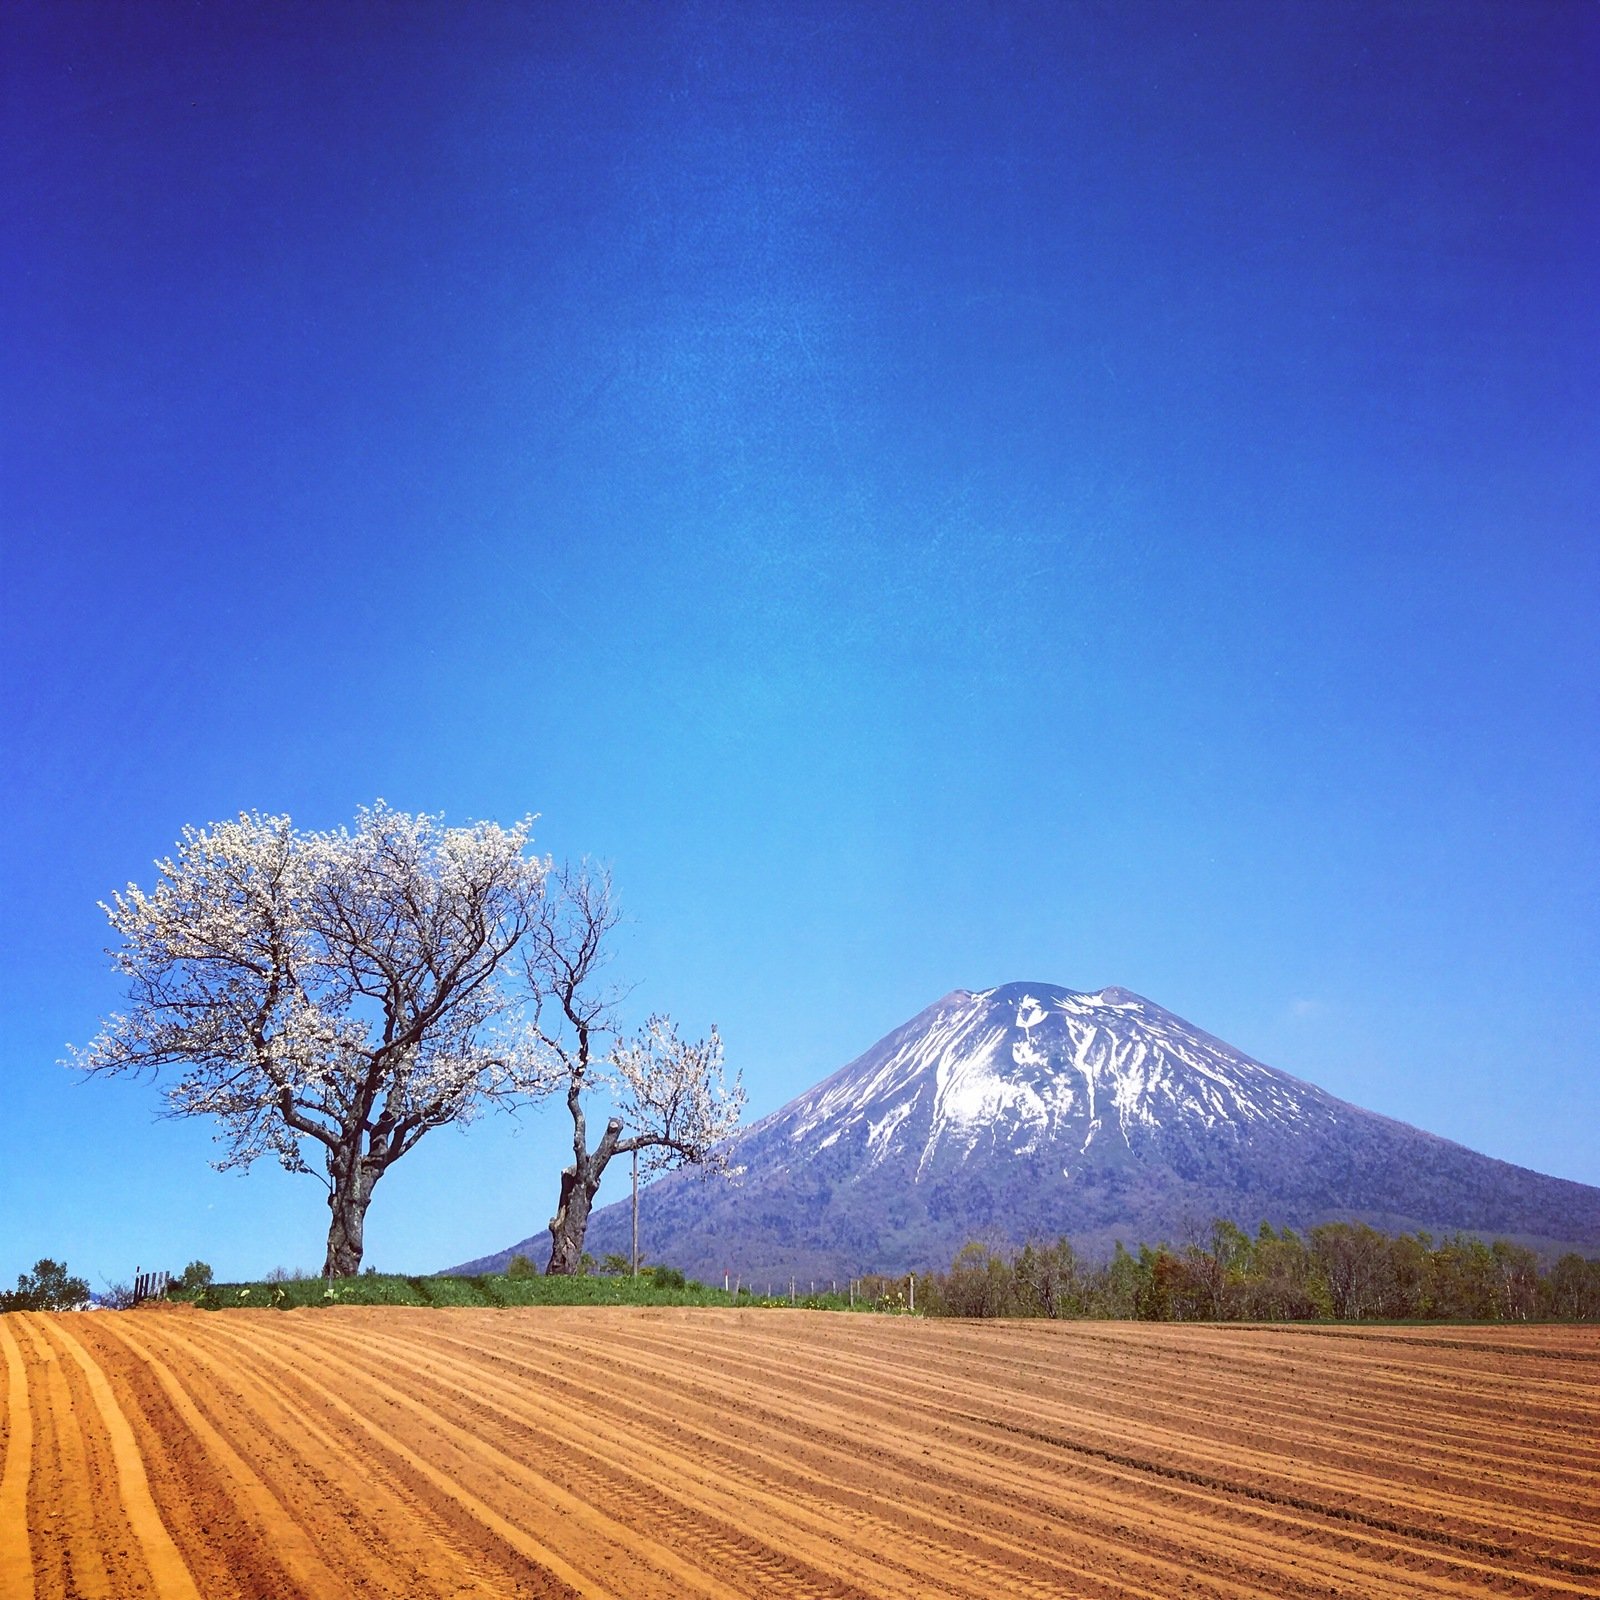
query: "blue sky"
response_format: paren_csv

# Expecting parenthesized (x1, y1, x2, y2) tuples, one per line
(3, 0, 1596, 1286)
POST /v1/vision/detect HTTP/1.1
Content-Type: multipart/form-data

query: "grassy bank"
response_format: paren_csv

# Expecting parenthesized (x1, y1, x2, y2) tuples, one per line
(185, 1269, 893, 1313)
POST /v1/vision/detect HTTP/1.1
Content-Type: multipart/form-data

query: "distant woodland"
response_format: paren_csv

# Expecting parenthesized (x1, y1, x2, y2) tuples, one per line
(919, 1221, 1600, 1322)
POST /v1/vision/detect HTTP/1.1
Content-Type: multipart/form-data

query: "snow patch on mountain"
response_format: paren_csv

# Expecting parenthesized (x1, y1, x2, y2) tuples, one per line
(774, 982, 1338, 1182)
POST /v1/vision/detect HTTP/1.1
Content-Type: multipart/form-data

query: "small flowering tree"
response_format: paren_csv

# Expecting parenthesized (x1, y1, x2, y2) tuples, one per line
(73, 804, 556, 1275)
(525, 862, 744, 1274)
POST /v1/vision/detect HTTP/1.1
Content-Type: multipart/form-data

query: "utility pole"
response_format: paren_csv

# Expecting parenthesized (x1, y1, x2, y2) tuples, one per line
(630, 1146, 639, 1277)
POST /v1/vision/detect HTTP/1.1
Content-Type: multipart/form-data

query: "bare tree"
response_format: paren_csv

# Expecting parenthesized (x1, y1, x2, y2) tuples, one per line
(73, 804, 555, 1275)
(1309, 1222, 1390, 1320)
(525, 862, 744, 1274)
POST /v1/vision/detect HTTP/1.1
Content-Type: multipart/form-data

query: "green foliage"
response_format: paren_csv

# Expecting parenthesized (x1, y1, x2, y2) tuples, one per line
(135, 1222, 1600, 1326)
(1099, 1243, 1141, 1319)
(175, 1260, 213, 1295)
(0, 1258, 91, 1312)
(179, 1266, 891, 1314)
(505, 1253, 536, 1280)
(192, 1269, 782, 1311)
(410, 1274, 488, 1307)
(920, 1222, 1600, 1323)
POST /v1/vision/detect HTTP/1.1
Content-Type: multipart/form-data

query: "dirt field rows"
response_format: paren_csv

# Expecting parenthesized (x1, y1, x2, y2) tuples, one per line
(1, 1309, 1596, 1599)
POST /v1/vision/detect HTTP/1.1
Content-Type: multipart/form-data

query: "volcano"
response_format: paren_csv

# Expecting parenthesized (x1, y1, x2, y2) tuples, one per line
(456, 982, 1600, 1280)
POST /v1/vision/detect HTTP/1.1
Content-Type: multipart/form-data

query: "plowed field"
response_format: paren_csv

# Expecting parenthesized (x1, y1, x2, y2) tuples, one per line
(1, 1310, 1595, 1599)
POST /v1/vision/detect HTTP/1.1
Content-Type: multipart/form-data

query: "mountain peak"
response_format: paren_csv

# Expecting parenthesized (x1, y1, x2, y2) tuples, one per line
(968, 980, 1152, 1013)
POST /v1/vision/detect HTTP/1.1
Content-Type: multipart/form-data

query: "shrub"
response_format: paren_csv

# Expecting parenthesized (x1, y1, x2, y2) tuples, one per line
(176, 1260, 213, 1295)
(505, 1253, 536, 1280)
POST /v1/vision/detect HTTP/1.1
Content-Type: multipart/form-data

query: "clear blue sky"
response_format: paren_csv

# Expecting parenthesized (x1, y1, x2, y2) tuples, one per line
(3, 0, 1596, 1286)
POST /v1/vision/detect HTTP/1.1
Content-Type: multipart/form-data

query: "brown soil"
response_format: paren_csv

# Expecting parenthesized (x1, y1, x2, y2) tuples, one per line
(2, 1310, 1595, 1599)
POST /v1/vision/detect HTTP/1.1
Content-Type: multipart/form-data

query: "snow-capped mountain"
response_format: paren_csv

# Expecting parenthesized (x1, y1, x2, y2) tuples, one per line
(460, 982, 1600, 1280)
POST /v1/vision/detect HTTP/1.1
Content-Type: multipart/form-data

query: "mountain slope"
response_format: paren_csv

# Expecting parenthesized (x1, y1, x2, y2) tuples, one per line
(457, 982, 1600, 1280)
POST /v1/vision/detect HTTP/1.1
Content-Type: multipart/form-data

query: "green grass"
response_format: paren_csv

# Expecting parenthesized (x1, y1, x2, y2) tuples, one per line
(186, 1272, 895, 1313)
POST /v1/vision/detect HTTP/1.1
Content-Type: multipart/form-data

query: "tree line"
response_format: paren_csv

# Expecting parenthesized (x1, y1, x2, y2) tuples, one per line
(70, 804, 744, 1278)
(921, 1220, 1600, 1322)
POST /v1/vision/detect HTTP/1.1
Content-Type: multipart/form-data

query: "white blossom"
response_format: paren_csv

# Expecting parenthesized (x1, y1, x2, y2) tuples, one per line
(70, 803, 554, 1273)
(609, 1015, 744, 1178)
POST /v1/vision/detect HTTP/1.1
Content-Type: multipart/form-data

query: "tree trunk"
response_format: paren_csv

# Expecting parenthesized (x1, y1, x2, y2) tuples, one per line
(323, 1157, 380, 1277)
(546, 1117, 624, 1274)
(546, 1165, 596, 1275)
